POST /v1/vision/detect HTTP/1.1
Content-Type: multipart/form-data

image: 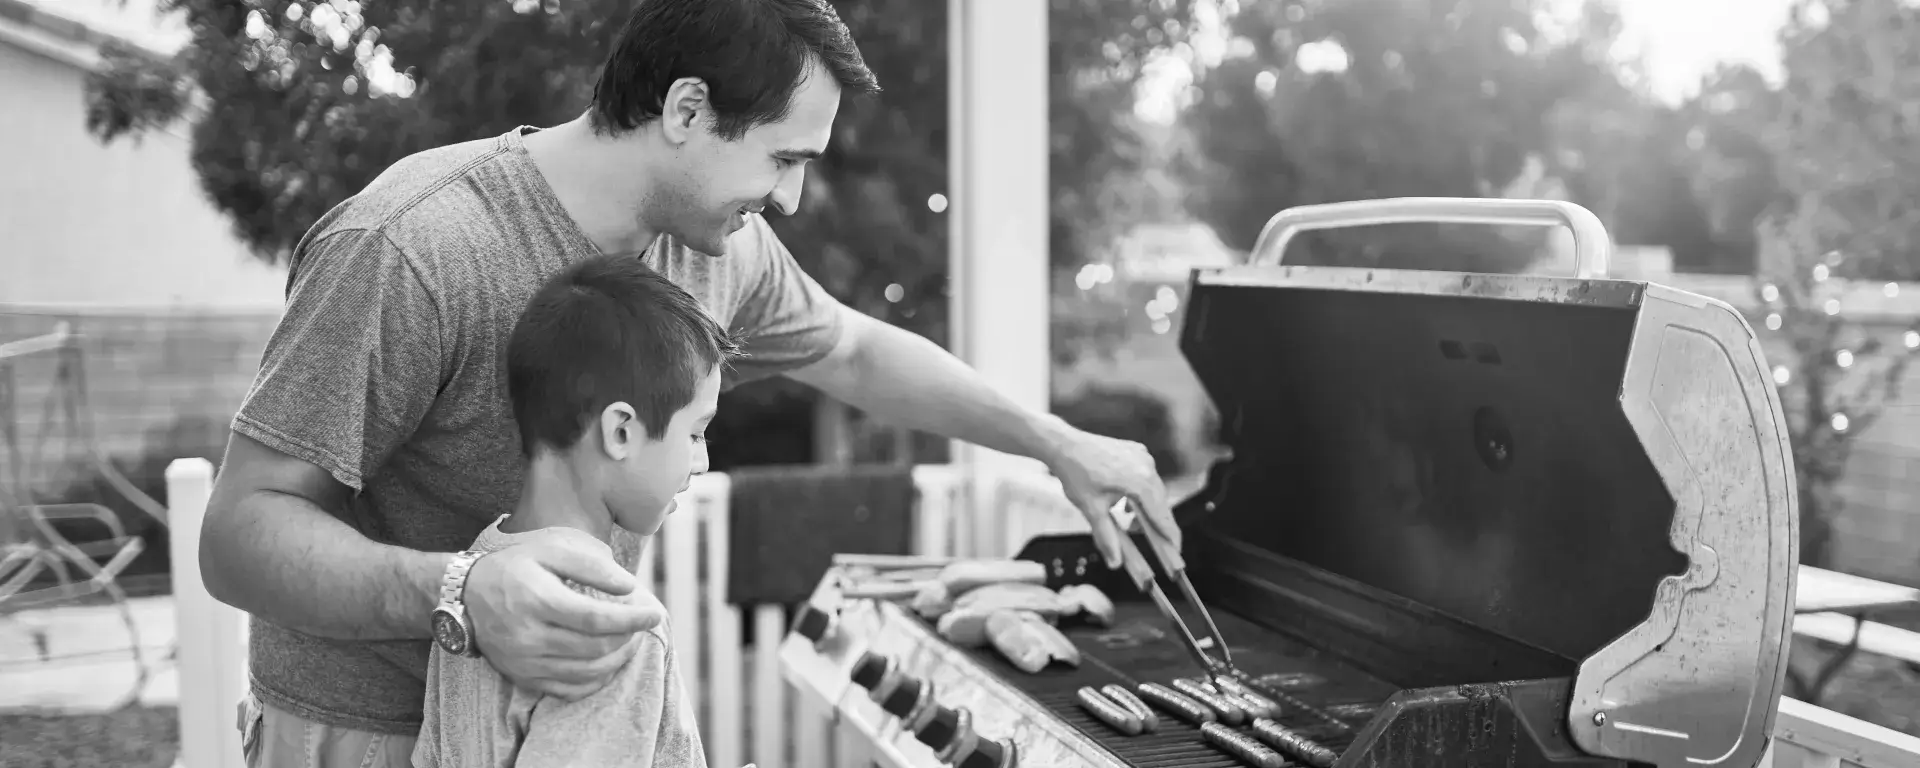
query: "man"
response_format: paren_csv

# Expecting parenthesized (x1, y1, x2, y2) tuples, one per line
(204, 0, 1180, 765)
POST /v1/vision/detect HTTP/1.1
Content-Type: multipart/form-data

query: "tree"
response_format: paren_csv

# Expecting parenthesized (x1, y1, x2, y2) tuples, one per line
(86, 1, 1193, 467)
(1737, 0, 1920, 568)
(1179, 0, 1636, 273)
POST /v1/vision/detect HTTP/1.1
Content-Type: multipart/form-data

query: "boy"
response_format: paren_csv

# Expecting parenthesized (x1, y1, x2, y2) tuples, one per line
(413, 255, 741, 768)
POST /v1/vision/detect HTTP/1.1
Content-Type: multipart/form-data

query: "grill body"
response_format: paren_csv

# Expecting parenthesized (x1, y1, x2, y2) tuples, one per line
(782, 200, 1797, 768)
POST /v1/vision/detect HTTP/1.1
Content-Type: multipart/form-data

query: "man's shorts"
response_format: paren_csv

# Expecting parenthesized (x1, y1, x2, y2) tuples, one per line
(237, 693, 417, 768)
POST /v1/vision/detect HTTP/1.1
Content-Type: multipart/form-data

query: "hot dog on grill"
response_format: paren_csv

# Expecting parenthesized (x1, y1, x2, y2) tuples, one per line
(1251, 718, 1342, 768)
(1170, 678, 1248, 725)
(1135, 682, 1217, 726)
(1099, 684, 1158, 733)
(1213, 677, 1284, 720)
(1201, 721, 1288, 768)
(1075, 687, 1143, 736)
(1179, 676, 1274, 720)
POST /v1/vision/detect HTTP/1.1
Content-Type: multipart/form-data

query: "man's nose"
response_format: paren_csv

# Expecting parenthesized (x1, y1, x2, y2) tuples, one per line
(769, 166, 805, 216)
(691, 445, 710, 476)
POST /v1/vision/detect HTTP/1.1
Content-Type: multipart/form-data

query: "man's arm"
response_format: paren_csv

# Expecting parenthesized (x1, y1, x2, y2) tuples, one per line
(786, 308, 1066, 465)
(786, 308, 1179, 567)
(724, 216, 1175, 569)
(201, 432, 448, 640)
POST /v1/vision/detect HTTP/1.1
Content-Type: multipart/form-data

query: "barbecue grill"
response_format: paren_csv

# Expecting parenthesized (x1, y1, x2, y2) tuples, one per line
(779, 198, 1798, 768)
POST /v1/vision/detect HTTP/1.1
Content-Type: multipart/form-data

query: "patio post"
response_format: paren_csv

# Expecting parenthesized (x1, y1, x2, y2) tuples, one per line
(948, 0, 1052, 554)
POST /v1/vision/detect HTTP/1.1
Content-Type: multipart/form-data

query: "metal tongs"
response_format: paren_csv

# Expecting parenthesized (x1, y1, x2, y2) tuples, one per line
(1106, 499, 1234, 675)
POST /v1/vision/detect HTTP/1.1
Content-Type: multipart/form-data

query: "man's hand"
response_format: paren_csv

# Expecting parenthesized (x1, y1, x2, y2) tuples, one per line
(1044, 426, 1181, 571)
(464, 528, 665, 701)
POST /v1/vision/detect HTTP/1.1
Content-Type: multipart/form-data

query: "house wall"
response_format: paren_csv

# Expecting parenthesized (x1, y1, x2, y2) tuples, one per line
(0, 32, 286, 309)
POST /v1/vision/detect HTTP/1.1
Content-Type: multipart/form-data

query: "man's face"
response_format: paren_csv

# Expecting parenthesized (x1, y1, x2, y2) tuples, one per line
(660, 66, 841, 256)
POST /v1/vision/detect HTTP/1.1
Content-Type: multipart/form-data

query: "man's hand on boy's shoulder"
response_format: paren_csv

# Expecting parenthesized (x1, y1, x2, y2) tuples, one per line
(464, 528, 665, 701)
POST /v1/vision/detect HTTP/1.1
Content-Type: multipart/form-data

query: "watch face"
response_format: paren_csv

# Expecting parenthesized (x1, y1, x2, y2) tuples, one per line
(432, 610, 468, 655)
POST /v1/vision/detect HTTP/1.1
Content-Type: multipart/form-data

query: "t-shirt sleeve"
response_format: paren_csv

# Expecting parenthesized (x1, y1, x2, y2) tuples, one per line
(232, 228, 446, 492)
(722, 215, 847, 387)
(515, 629, 707, 768)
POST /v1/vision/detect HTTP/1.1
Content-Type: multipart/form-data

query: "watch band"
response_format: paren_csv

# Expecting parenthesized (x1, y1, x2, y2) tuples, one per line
(439, 550, 482, 609)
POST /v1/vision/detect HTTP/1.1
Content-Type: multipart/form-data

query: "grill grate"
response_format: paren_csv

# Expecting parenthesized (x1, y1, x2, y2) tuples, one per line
(934, 602, 1396, 766)
(1035, 689, 1361, 767)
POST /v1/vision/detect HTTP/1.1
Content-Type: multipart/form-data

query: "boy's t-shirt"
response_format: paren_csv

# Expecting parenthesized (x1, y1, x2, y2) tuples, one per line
(233, 126, 846, 734)
(413, 517, 706, 768)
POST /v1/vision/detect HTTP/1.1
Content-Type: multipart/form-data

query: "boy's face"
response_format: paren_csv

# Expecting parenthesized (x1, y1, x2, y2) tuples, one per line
(598, 365, 722, 536)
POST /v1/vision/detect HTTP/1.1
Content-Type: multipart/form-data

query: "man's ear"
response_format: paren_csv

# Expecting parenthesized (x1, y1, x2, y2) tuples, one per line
(660, 77, 710, 146)
(599, 402, 638, 460)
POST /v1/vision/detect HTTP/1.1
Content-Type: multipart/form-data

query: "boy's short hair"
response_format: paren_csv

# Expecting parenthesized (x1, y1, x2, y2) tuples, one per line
(508, 256, 742, 456)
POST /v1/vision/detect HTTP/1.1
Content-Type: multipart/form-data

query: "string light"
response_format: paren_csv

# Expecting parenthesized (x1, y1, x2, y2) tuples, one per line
(884, 283, 904, 303)
(1824, 299, 1842, 315)
(1836, 349, 1854, 368)
(1832, 413, 1850, 433)
(1906, 331, 1919, 349)
(1074, 263, 1115, 291)
(1766, 313, 1782, 330)
(927, 193, 949, 213)
(1813, 264, 1831, 282)
(1762, 284, 1781, 303)
(1886, 282, 1901, 298)
(1773, 365, 1791, 385)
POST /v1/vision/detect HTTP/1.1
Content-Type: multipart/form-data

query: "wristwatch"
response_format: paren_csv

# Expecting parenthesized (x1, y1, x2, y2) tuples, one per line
(430, 550, 484, 657)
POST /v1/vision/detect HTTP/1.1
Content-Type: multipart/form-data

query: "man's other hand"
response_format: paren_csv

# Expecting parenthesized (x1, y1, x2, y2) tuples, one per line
(1045, 427, 1181, 572)
(463, 529, 663, 701)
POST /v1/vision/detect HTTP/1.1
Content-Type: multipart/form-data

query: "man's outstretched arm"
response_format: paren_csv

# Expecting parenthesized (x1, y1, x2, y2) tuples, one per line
(786, 307, 1178, 569)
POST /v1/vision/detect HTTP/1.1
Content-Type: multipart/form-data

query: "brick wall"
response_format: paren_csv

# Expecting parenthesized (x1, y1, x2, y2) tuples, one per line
(1834, 441, 1920, 587)
(1748, 321, 1920, 587)
(0, 308, 279, 520)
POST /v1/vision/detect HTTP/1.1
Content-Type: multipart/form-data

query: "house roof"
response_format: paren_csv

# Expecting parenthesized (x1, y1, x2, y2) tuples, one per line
(0, 0, 179, 70)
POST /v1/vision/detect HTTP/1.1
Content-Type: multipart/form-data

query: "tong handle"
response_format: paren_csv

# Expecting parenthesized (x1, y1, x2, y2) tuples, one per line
(1108, 498, 1187, 576)
(1105, 500, 1160, 592)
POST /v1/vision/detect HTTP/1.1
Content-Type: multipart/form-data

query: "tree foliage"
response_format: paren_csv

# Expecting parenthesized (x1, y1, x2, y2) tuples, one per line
(1180, 0, 1622, 272)
(1698, 0, 1920, 567)
(82, 0, 1191, 465)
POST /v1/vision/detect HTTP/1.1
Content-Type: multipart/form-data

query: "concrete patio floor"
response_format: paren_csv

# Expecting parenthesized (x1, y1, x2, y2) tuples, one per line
(1, 595, 181, 714)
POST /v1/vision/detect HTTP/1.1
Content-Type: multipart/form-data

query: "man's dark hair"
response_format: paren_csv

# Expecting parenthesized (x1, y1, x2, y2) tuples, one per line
(588, 0, 881, 141)
(508, 256, 742, 457)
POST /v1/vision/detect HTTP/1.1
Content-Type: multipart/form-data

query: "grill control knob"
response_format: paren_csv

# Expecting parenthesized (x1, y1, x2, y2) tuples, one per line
(957, 738, 1013, 768)
(914, 706, 960, 752)
(850, 652, 890, 691)
(879, 677, 924, 718)
(791, 604, 835, 644)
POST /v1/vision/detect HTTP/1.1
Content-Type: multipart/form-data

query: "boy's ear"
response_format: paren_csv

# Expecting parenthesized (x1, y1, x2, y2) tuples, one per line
(599, 402, 639, 460)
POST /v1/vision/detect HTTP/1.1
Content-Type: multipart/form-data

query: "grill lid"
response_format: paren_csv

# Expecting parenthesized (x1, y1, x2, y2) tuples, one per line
(1174, 199, 1796, 768)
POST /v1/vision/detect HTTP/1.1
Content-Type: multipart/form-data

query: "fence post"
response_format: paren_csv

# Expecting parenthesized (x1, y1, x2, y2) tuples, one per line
(167, 458, 245, 768)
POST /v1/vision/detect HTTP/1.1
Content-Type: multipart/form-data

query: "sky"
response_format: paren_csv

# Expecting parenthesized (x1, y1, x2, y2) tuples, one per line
(1135, 0, 1799, 123)
(1606, 0, 1793, 104)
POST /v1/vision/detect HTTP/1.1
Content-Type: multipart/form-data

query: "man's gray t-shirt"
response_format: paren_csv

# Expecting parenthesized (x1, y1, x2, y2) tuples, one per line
(232, 126, 846, 734)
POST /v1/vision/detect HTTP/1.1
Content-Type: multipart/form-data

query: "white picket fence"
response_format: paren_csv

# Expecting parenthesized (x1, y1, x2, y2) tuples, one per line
(162, 457, 1090, 768)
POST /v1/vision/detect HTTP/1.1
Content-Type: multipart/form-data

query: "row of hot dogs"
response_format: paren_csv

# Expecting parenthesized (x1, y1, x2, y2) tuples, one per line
(1074, 677, 1339, 768)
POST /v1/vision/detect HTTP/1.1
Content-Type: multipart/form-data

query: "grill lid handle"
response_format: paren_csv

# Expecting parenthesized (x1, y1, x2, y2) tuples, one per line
(1249, 197, 1614, 279)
